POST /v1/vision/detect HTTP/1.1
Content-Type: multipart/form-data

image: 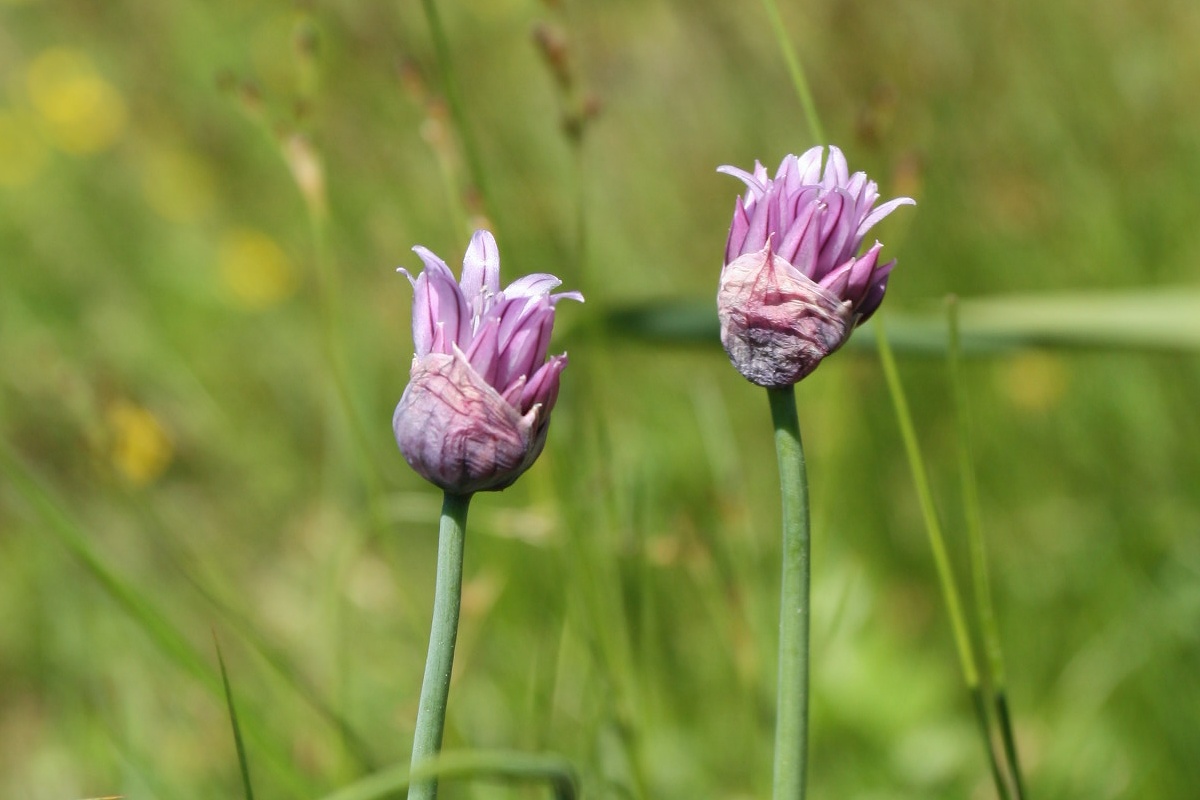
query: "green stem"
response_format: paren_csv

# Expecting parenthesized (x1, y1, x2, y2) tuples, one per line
(408, 492, 472, 800)
(947, 298, 1006, 687)
(970, 687, 1012, 800)
(767, 385, 811, 800)
(996, 691, 1028, 799)
(875, 318, 1017, 797)
(873, 318, 977, 684)
(948, 299, 1028, 799)
(760, 0, 826, 145)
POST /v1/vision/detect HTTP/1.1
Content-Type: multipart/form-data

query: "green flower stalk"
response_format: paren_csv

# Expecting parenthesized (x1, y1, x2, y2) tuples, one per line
(394, 231, 582, 799)
(717, 147, 913, 799)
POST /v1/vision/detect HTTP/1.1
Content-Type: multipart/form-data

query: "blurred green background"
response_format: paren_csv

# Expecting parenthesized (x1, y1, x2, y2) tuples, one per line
(2, 0, 1199, 798)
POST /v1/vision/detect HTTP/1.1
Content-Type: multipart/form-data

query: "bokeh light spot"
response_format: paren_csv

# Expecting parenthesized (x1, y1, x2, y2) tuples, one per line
(105, 400, 173, 486)
(998, 352, 1069, 412)
(26, 48, 127, 154)
(218, 228, 298, 310)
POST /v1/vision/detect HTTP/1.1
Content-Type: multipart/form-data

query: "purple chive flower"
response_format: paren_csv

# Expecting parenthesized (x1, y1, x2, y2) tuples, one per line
(717, 145, 915, 387)
(393, 230, 583, 495)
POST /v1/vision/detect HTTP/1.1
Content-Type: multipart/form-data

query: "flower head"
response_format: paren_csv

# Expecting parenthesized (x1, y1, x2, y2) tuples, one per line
(394, 230, 583, 494)
(717, 146, 915, 386)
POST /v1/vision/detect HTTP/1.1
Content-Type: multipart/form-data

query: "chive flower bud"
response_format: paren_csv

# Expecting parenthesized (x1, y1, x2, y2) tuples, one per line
(394, 230, 583, 494)
(717, 146, 915, 386)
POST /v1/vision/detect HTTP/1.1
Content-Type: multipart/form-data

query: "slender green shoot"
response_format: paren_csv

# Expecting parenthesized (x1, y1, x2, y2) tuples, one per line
(408, 491, 472, 800)
(766, 385, 811, 800)
(873, 318, 1011, 800)
(759, 0, 826, 145)
(214, 633, 256, 800)
(947, 297, 1027, 799)
(420, 0, 493, 218)
(321, 750, 579, 800)
(995, 692, 1028, 800)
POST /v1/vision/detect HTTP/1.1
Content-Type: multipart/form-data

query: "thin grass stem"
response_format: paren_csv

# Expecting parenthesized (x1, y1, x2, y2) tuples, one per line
(971, 686, 1013, 800)
(873, 318, 1012, 799)
(214, 634, 256, 800)
(408, 491, 472, 800)
(759, 0, 826, 145)
(766, 385, 811, 800)
(947, 297, 1006, 686)
(420, 0, 493, 218)
(996, 691, 1028, 799)
(948, 297, 1028, 798)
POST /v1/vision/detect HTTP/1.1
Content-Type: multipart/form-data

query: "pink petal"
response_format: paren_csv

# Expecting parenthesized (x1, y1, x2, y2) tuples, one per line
(462, 229, 501, 315)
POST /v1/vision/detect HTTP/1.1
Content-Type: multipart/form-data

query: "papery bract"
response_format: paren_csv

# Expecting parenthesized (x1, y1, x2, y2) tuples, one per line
(717, 146, 914, 386)
(394, 230, 582, 494)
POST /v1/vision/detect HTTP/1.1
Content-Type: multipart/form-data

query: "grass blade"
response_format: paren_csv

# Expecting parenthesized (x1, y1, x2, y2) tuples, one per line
(215, 633, 257, 800)
(872, 317, 1011, 799)
(948, 297, 1028, 799)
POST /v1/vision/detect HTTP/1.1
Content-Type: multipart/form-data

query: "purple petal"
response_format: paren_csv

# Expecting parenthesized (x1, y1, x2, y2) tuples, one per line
(843, 173, 872, 221)
(776, 191, 820, 265)
(775, 153, 798, 186)
(742, 189, 771, 254)
(496, 307, 554, 389)
(408, 273, 435, 356)
(790, 200, 823, 278)
(819, 189, 858, 271)
(550, 290, 585, 305)
(823, 145, 850, 188)
(505, 273, 563, 298)
(726, 198, 751, 263)
(397, 267, 418, 287)
(717, 164, 767, 198)
(411, 245, 471, 349)
(843, 244, 883, 304)
(495, 296, 535, 347)
(812, 192, 848, 281)
(520, 353, 568, 414)
(855, 260, 896, 323)
(820, 243, 881, 305)
(462, 229, 501, 315)
(752, 160, 769, 185)
(857, 196, 917, 239)
(413, 245, 453, 279)
(462, 316, 501, 386)
(795, 147, 824, 184)
(820, 259, 854, 299)
(500, 374, 527, 406)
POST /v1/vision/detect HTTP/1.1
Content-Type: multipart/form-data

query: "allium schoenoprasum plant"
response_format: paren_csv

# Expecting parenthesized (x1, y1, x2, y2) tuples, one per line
(393, 229, 582, 800)
(716, 144, 914, 800)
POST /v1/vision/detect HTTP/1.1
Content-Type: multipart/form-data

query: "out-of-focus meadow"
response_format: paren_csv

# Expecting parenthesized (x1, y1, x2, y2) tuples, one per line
(3, 0, 1199, 797)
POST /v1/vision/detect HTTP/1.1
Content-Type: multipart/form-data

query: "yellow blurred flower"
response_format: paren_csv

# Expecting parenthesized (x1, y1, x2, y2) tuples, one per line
(106, 400, 173, 486)
(0, 109, 49, 187)
(998, 352, 1069, 412)
(218, 228, 298, 310)
(141, 146, 216, 222)
(26, 48, 127, 154)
